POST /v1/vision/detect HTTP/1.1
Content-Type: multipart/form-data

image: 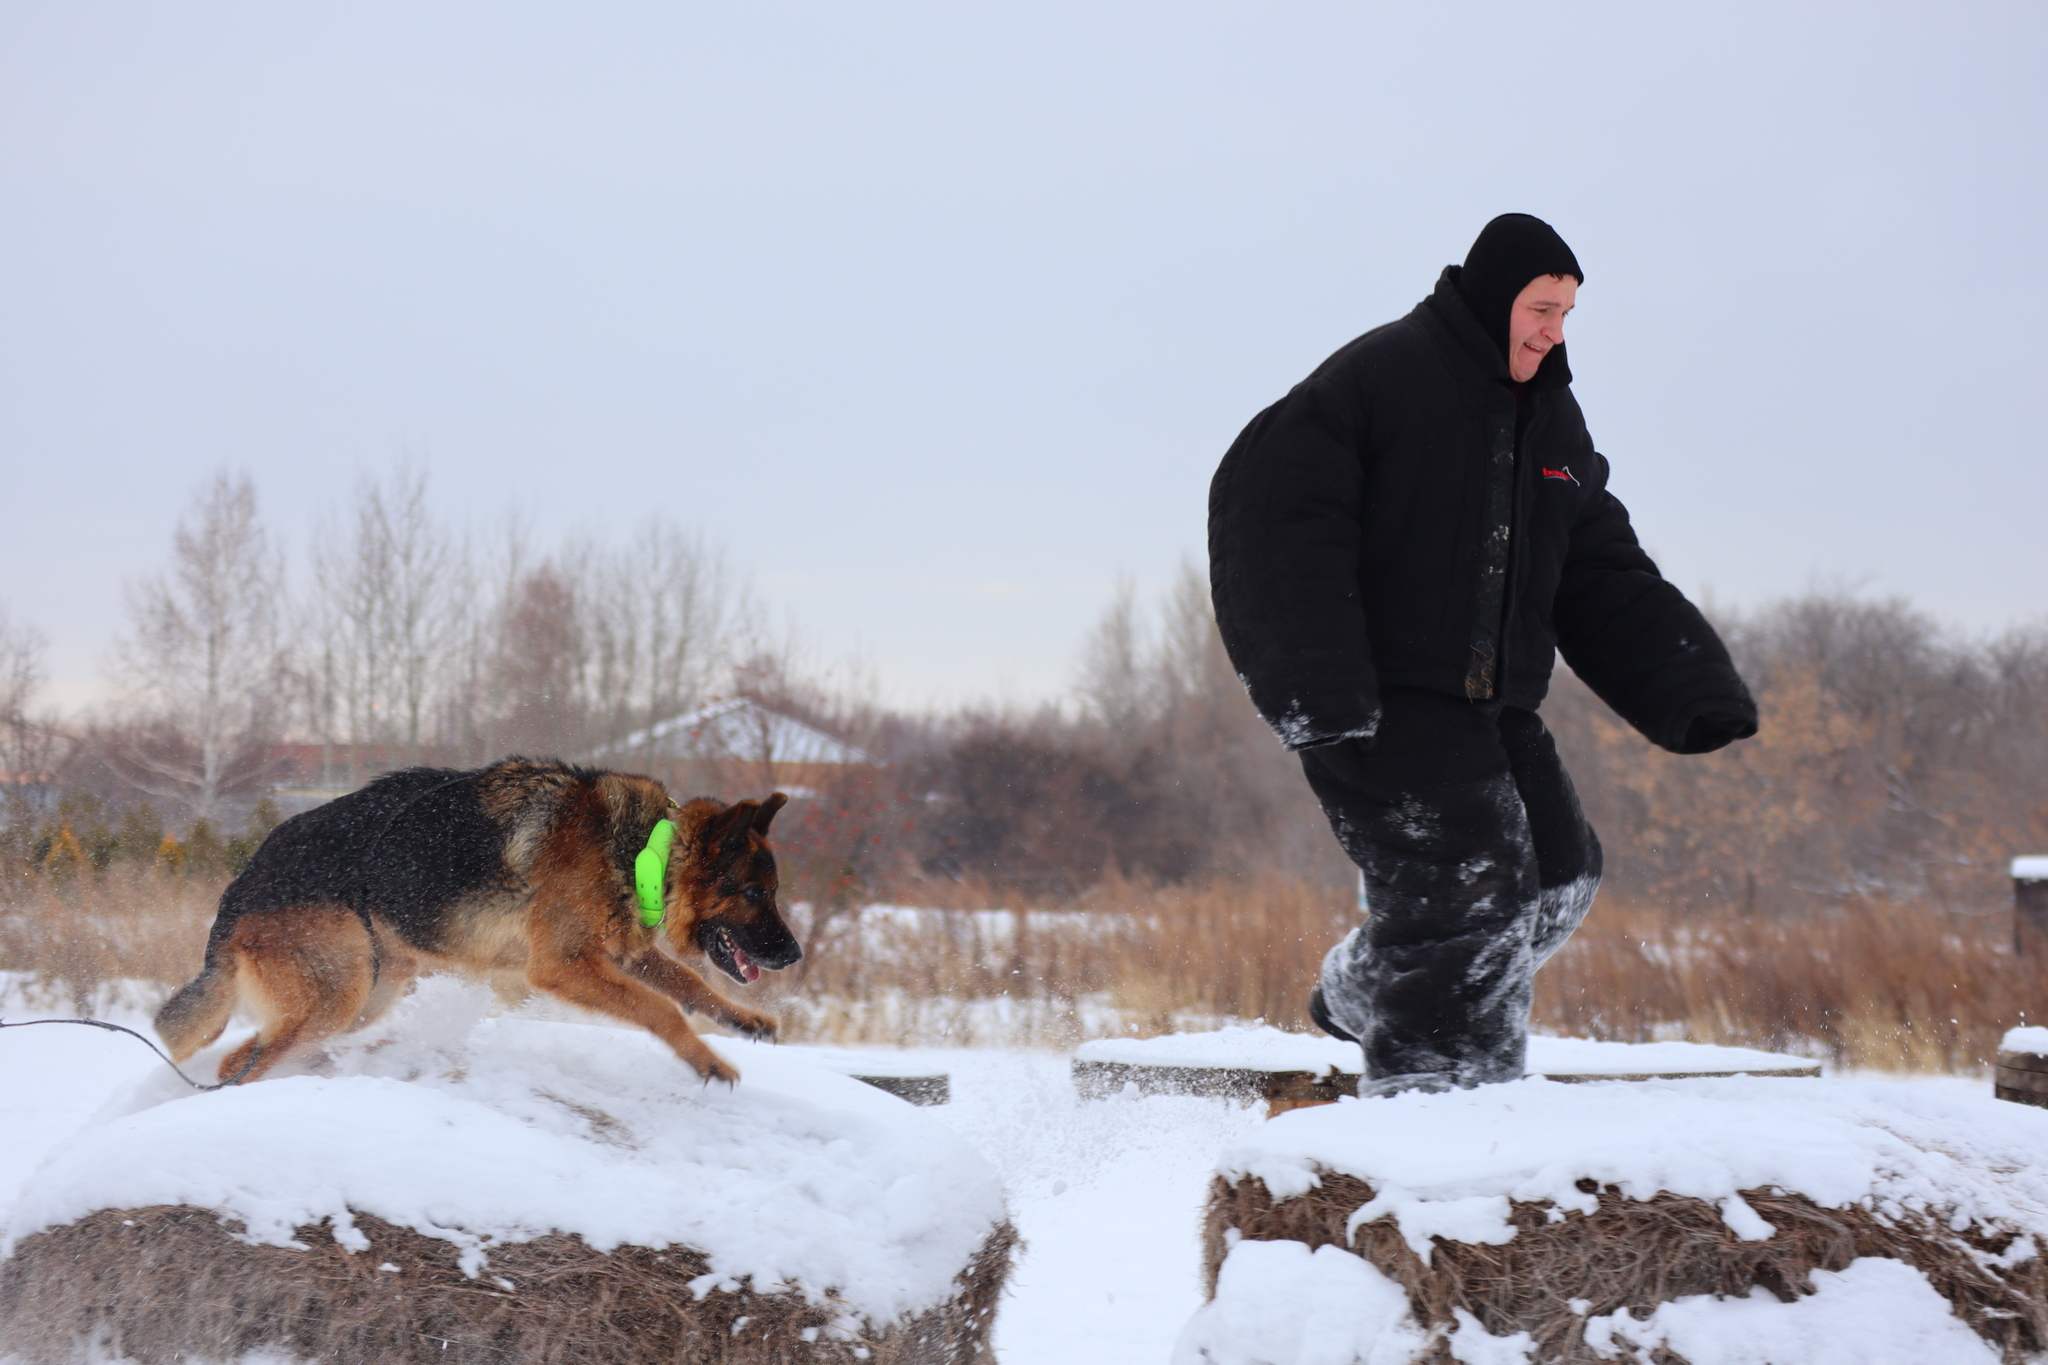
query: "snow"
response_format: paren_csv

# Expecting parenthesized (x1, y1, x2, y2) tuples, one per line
(1217, 1073, 2048, 1258)
(0, 981, 2026, 1365)
(1076, 1025, 1813, 1077)
(0, 980, 1263, 1364)
(1179, 1248, 1997, 1365)
(784, 1043, 951, 1080)
(2002, 1025, 2048, 1055)
(1171, 1239, 1425, 1365)
(920, 1048, 1268, 1362)
(2012, 856, 2048, 881)
(0, 1021, 164, 1215)
(2, 979, 1005, 1323)
(1581, 1256, 1999, 1365)
(592, 696, 871, 766)
(1520, 1037, 1814, 1076)
(1077, 1024, 1361, 1075)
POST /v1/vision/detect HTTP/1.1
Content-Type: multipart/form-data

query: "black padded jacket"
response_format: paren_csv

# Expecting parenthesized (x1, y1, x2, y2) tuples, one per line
(1208, 267, 1756, 755)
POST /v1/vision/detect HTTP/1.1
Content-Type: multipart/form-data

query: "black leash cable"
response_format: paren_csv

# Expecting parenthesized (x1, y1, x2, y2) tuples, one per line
(0, 1015, 259, 1090)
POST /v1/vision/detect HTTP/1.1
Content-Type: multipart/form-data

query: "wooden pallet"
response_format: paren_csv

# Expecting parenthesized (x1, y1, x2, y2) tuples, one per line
(1073, 1056, 1820, 1118)
(1995, 1050, 2048, 1108)
(777, 1046, 952, 1106)
(850, 1072, 951, 1106)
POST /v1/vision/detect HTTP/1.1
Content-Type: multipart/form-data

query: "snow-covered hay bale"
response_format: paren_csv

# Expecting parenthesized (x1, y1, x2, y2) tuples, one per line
(1180, 1076, 2048, 1364)
(0, 1206, 1013, 1365)
(0, 983, 1012, 1365)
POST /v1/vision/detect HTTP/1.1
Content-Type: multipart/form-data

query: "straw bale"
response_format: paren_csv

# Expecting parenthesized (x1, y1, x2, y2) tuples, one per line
(1202, 1169, 2047, 1364)
(0, 1204, 1015, 1365)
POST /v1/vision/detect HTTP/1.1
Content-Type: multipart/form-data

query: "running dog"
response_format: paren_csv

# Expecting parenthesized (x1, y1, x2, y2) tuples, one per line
(154, 759, 803, 1085)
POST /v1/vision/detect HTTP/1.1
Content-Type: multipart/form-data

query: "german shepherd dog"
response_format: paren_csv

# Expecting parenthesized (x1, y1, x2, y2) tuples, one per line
(154, 759, 803, 1085)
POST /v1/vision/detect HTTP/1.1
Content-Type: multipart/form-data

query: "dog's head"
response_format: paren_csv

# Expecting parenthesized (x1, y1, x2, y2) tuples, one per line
(663, 793, 803, 984)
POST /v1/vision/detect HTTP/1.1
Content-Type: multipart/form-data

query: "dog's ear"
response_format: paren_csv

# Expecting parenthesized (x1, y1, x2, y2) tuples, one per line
(705, 799, 760, 850)
(753, 792, 788, 832)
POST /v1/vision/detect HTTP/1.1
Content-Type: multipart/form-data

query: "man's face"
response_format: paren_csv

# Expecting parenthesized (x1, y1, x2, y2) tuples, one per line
(1506, 274, 1577, 383)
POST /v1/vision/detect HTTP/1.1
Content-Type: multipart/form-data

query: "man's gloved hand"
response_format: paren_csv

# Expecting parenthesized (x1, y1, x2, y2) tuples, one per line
(1674, 704, 1758, 755)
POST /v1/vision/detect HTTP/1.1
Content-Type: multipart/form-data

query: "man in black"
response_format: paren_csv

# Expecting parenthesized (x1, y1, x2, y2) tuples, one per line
(1208, 214, 1757, 1095)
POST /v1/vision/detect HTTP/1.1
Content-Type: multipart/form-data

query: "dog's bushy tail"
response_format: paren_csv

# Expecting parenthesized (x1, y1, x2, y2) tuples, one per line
(154, 956, 239, 1063)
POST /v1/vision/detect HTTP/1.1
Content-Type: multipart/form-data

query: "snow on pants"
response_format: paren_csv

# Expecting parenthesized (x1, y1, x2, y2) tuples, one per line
(1301, 685, 1602, 1091)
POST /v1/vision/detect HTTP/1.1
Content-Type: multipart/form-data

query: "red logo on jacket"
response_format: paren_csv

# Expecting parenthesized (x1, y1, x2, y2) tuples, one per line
(1541, 466, 1581, 486)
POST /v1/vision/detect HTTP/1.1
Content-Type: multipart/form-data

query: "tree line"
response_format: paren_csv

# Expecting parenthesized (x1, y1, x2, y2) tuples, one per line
(5, 468, 2045, 920)
(898, 578, 2048, 917)
(3, 468, 749, 823)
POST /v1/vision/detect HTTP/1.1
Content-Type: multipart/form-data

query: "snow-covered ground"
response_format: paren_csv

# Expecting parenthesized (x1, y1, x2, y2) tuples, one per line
(0, 979, 2017, 1364)
(0, 982, 1263, 1363)
(4, 993, 1008, 1327)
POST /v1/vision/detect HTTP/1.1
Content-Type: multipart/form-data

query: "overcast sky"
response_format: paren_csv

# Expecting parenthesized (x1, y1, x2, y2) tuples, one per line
(4, 2, 2044, 713)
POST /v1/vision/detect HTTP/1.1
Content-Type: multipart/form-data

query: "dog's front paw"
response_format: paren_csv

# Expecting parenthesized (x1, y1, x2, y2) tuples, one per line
(724, 1007, 778, 1042)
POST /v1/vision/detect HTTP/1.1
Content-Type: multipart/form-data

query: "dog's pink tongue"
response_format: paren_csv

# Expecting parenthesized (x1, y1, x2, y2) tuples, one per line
(735, 946, 760, 984)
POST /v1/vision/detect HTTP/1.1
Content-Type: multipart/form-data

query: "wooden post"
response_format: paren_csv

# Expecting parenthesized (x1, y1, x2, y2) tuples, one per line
(2014, 857, 2048, 958)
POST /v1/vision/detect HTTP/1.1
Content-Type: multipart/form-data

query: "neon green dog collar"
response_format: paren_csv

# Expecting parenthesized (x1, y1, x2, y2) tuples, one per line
(634, 819, 677, 927)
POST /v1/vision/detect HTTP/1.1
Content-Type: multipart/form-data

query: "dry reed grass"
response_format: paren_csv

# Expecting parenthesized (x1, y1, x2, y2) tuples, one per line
(776, 874, 1348, 1038)
(0, 1206, 1015, 1365)
(1535, 895, 2036, 1073)
(0, 869, 213, 1012)
(1, 865, 2031, 1071)
(779, 876, 2035, 1068)
(1204, 1171, 2046, 1364)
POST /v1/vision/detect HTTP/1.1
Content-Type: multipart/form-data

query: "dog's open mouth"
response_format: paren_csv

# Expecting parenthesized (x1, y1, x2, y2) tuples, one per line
(705, 924, 761, 985)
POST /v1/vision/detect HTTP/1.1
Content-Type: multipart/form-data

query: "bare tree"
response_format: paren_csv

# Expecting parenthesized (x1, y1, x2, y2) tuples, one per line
(494, 562, 588, 757)
(584, 520, 743, 756)
(433, 515, 535, 765)
(1544, 592, 2048, 917)
(306, 462, 463, 771)
(110, 473, 284, 821)
(906, 562, 1350, 894)
(1143, 563, 1349, 881)
(1076, 576, 1149, 735)
(306, 499, 388, 771)
(0, 601, 57, 783)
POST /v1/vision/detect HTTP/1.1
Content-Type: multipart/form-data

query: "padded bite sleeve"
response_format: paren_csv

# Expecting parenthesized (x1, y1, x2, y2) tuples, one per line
(1208, 380, 1381, 751)
(1552, 475, 1757, 754)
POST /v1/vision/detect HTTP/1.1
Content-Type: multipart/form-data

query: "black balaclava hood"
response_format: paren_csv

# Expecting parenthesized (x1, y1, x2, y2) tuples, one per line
(1454, 213, 1583, 361)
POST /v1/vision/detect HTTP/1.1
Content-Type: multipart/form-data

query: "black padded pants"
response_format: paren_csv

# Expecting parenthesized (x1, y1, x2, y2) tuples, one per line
(1301, 686, 1602, 1092)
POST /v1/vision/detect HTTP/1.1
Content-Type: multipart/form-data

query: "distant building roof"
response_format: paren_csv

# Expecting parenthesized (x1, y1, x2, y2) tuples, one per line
(591, 698, 871, 767)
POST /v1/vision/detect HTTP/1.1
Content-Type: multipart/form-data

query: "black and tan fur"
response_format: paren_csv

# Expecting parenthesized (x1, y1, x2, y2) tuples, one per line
(154, 759, 802, 1085)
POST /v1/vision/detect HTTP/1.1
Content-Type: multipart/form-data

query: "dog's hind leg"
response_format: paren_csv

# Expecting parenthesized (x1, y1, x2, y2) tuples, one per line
(215, 906, 378, 1084)
(350, 925, 420, 1031)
